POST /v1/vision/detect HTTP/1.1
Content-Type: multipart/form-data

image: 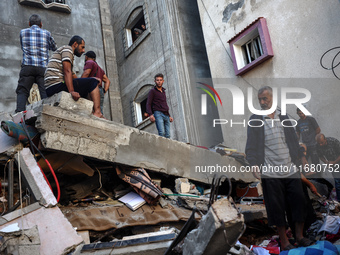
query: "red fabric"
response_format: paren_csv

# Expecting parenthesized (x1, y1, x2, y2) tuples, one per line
(326, 228, 340, 243)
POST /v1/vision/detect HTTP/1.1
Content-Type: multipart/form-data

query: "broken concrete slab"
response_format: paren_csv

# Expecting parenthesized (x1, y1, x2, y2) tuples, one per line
(237, 203, 267, 223)
(26, 92, 255, 184)
(0, 148, 83, 254)
(79, 228, 178, 255)
(0, 225, 40, 255)
(0, 206, 83, 255)
(15, 148, 57, 207)
(183, 197, 245, 255)
(27, 91, 93, 116)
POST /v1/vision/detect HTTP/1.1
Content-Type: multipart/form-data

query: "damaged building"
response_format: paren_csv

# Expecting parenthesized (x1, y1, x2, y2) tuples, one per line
(1, 0, 340, 254)
(0, 93, 247, 254)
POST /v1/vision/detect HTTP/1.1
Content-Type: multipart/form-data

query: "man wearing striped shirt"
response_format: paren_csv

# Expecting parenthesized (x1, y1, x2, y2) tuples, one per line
(15, 14, 57, 112)
(44, 35, 103, 118)
(246, 86, 313, 250)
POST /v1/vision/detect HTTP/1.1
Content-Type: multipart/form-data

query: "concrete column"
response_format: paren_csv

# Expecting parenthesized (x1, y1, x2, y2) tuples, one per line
(98, 0, 124, 123)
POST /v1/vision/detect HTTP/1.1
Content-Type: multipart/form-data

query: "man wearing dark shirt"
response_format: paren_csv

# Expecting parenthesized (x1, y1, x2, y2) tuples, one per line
(296, 108, 321, 165)
(316, 134, 340, 200)
(146, 73, 173, 138)
(81, 51, 110, 114)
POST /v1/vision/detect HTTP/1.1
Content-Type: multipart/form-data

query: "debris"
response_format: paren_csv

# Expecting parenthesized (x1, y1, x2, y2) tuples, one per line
(236, 182, 263, 198)
(318, 216, 340, 235)
(37, 151, 95, 176)
(26, 91, 248, 184)
(116, 166, 163, 205)
(0, 205, 83, 254)
(175, 178, 191, 193)
(80, 228, 178, 254)
(118, 191, 146, 211)
(183, 197, 245, 255)
(0, 225, 41, 255)
(62, 203, 201, 232)
(179, 196, 210, 212)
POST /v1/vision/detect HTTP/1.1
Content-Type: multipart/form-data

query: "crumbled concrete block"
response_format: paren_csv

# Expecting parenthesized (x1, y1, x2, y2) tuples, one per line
(0, 225, 40, 255)
(0, 206, 83, 255)
(175, 178, 191, 193)
(27, 91, 93, 119)
(16, 148, 57, 207)
(180, 196, 210, 212)
(183, 197, 245, 255)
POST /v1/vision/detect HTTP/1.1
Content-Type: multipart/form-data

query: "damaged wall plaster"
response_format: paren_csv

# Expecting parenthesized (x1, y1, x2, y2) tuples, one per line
(222, 0, 245, 23)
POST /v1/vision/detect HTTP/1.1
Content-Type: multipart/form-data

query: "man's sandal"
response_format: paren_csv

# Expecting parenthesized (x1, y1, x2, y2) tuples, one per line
(297, 237, 315, 247)
(282, 244, 296, 250)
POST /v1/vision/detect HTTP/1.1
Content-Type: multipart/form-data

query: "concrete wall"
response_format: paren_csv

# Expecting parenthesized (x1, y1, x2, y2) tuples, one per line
(197, 0, 340, 152)
(0, 0, 107, 114)
(109, 0, 223, 147)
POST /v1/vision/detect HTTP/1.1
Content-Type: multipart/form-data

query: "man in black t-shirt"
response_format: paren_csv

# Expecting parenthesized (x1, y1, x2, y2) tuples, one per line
(296, 108, 321, 165)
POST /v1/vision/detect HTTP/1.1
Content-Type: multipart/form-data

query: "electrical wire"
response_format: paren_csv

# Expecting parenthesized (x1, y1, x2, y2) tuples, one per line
(320, 46, 340, 80)
(19, 112, 60, 202)
(1, 159, 12, 215)
(94, 166, 103, 190)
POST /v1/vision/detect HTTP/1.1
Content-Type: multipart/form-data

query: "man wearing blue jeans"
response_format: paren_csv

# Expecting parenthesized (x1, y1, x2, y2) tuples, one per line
(146, 73, 173, 138)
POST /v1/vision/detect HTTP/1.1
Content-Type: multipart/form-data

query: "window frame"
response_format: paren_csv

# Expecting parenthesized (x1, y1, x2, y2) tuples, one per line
(18, 0, 71, 13)
(133, 84, 153, 129)
(228, 17, 273, 76)
(123, 5, 150, 57)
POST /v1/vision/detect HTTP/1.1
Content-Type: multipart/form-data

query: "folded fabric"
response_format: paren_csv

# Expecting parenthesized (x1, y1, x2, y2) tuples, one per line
(318, 216, 340, 234)
(116, 166, 163, 205)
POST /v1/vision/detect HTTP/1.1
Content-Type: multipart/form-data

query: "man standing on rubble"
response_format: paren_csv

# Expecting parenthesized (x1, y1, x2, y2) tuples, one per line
(81, 51, 110, 115)
(316, 134, 340, 200)
(245, 86, 314, 250)
(146, 73, 173, 138)
(296, 108, 321, 165)
(15, 14, 57, 113)
(44, 36, 104, 118)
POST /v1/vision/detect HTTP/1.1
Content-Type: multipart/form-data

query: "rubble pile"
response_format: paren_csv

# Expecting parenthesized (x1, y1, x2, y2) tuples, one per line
(2, 92, 340, 254)
(0, 92, 246, 255)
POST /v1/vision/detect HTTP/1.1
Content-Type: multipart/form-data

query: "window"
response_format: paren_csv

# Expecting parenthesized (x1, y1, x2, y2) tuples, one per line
(228, 17, 273, 76)
(133, 85, 153, 128)
(135, 98, 148, 124)
(18, 0, 71, 13)
(124, 5, 151, 57)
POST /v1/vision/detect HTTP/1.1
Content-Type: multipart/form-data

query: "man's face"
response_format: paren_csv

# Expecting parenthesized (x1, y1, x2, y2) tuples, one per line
(318, 137, 327, 147)
(155, 77, 164, 88)
(258, 90, 273, 110)
(74, 40, 85, 57)
(297, 110, 306, 120)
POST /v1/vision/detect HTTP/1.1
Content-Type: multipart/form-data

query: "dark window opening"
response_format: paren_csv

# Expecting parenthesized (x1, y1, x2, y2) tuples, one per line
(45, 0, 65, 3)
(241, 36, 263, 65)
(140, 98, 148, 121)
(131, 16, 146, 43)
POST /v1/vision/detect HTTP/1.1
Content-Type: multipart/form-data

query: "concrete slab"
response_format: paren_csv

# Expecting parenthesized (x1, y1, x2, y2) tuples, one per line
(0, 225, 40, 255)
(183, 197, 245, 255)
(16, 148, 57, 207)
(237, 203, 267, 222)
(0, 206, 83, 255)
(28, 92, 255, 184)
